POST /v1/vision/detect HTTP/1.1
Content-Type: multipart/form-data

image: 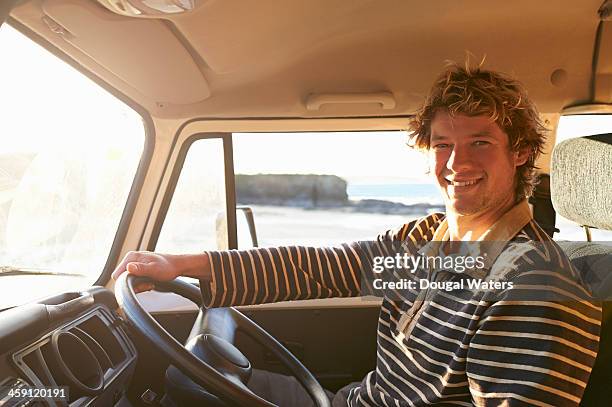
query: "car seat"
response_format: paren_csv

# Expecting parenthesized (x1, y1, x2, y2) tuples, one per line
(549, 133, 612, 406)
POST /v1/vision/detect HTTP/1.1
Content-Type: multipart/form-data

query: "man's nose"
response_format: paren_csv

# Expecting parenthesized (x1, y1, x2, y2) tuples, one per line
(446, 144, 473, 172)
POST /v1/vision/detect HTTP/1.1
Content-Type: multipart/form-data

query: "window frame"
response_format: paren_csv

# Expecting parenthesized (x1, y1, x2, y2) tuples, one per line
(149, 133, 237, 252)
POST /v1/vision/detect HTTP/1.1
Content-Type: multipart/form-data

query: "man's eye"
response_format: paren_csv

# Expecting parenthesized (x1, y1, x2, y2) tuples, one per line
(433, 143, 449, 149)
(473, 140, 490, 146)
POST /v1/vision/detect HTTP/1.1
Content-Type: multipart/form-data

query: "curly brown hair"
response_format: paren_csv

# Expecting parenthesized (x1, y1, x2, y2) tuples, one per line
(407, 61, 547, 201)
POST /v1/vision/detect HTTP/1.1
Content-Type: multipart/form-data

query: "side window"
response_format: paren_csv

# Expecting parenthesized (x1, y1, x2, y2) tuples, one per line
(232, 131, 440, 247)
(554, 115, 612, 241)
(0, 25, 145, 307)
(155, 137, 229, 253)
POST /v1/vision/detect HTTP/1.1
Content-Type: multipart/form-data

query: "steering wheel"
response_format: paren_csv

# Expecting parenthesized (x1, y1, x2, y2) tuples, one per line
(115, 273, 331, 407)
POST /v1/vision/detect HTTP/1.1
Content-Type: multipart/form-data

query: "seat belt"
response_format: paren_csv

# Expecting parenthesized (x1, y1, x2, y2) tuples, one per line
(529, 173, 559, 238)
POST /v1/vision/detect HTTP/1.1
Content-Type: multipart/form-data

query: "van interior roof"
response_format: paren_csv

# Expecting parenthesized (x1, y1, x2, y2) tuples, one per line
(8, 0, 611, 119)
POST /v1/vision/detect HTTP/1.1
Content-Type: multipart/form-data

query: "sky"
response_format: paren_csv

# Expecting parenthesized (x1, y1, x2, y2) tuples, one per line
(232, 131, 431, 183)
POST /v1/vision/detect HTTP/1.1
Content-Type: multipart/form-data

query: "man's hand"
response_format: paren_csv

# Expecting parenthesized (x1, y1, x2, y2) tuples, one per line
(112, 251, 210, 291)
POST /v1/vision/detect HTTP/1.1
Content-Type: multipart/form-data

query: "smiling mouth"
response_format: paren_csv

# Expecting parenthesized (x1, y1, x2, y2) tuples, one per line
(444, 178, 482, 187)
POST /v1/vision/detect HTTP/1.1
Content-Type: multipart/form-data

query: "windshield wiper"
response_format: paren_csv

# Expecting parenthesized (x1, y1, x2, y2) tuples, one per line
(0, 266, 86, 278)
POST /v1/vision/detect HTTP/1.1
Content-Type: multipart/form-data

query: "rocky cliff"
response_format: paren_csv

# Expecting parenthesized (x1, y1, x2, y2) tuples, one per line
(235, 174, 444, 214)
(236, 174, 348, 206)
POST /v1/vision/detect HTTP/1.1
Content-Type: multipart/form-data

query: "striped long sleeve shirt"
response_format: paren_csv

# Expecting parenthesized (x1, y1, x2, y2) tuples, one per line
(200, 201, 601, 406)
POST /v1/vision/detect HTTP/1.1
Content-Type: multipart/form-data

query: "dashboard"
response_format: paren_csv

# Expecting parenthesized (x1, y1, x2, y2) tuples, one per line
(0, 288, 137, 407)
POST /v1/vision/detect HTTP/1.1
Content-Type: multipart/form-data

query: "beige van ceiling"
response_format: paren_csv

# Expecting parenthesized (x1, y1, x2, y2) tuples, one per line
(9, 0, 608, 119)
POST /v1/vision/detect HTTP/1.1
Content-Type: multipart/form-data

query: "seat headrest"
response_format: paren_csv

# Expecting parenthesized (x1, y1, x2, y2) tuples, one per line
(551, 133, 612, 231)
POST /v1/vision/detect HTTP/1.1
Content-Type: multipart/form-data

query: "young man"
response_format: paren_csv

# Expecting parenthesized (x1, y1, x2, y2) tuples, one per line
(113, 63, 601, 406)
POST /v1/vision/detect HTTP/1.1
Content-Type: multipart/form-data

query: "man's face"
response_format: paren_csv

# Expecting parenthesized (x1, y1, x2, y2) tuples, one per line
(429, 110, 528, 217)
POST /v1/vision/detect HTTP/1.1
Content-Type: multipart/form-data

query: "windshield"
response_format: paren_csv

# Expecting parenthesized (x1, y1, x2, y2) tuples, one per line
(0, 25, 145, 308)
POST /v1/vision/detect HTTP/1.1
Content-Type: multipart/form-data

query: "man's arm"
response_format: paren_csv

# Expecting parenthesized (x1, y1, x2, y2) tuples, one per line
(201, 244, 369, 307)
(111, 218, 424, 307)
(111, 244, 368, 306)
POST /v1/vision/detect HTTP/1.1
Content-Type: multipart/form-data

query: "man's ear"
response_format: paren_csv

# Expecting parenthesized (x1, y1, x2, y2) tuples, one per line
(514, 146, 530, 167)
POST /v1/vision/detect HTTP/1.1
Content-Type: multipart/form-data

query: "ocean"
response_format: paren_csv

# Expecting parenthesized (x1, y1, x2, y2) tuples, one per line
(346, 183, 443, 205)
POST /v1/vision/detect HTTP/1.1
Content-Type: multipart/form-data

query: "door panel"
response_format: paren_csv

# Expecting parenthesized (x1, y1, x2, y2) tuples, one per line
(238, 305, 379, 392)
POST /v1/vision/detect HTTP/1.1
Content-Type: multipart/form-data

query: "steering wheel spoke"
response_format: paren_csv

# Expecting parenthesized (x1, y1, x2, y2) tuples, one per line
(189, 307, 238, 344)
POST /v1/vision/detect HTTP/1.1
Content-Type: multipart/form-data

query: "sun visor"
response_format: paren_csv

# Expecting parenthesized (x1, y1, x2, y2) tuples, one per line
(42, 0, 210, 105)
